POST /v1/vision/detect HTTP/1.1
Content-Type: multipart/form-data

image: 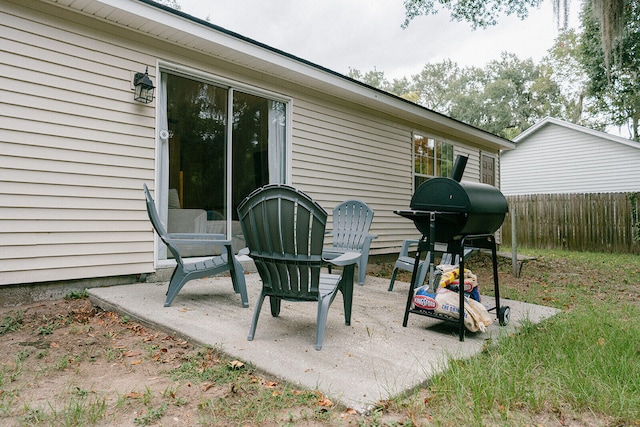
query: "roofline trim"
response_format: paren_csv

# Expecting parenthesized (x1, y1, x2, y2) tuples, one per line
(52, 0, 514, 150)
(515, 116, 640, 149)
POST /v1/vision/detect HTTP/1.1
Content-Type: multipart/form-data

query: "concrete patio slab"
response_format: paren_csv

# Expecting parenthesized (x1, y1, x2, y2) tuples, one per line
(88, 274, 559, 413)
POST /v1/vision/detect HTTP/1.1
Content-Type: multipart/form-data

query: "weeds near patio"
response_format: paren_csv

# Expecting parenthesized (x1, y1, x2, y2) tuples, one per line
(11, 385, 107, 426)
(383, 249, 640, 426)
(0, 295, 340, 426)
(0, 311, 23, 335)
(133, 402, 166, 426)
(64, 289, 89, 300)
(168, 346, 336, 425)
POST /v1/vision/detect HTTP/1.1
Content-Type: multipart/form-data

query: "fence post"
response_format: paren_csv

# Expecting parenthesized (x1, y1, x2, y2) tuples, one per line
(511, 207, 518, 277)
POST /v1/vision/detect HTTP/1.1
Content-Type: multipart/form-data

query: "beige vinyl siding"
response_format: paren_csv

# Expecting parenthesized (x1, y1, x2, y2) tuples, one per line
(2, 0, 508, 287)
(452, 146, 480, 182)
(288, 98, 501, 254)
(285, 94, 506, 253)
(0, 0, 156, 285)
(289, 97, 414, 253)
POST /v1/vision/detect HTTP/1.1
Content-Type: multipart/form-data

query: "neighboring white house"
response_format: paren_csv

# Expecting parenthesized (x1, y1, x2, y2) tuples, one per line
(0, 0, 513, 288)
(501, 117, 640, 196)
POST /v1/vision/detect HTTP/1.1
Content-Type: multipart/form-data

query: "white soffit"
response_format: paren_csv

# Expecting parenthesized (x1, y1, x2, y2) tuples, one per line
(46, 0, 513, 150)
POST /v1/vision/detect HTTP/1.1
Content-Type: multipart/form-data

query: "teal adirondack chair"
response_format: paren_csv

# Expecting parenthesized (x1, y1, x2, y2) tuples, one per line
(143, 184, 248, 308)
(237, 184, 360, 351)
(323, 199, 376, 285)
(388, 239, 476, 291)
(388, 239, 430, 291)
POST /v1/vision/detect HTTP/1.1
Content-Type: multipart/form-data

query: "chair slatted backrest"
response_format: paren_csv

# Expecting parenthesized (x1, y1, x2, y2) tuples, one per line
(238, 185, 327, 300)
(332, 200, 374, 251)
(143, 184, 183, 265)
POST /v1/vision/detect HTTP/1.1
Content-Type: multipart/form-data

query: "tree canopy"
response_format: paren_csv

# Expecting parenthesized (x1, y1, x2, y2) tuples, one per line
(403, 0, 545, 29)
(581, 0, 640, 139)
(349, 50, 578, 139)
(403, 0, 627, 72)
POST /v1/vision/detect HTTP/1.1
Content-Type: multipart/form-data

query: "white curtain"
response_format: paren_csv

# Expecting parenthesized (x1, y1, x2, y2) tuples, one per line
(268, 100, 286, 183)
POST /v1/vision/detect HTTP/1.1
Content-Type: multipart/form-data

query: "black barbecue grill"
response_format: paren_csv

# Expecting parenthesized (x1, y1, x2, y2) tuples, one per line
(395, 155, 511, 341)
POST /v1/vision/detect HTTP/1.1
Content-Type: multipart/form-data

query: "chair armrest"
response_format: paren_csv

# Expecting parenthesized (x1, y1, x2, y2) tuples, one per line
(400, 239, 420, 256)
(324, 251, 360, 267)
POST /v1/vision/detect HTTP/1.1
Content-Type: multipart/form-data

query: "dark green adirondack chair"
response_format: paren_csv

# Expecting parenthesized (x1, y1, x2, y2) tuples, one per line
(323, 199, 376, 285)
(237, 184, 360, 351)
(143, 184, 248, 308)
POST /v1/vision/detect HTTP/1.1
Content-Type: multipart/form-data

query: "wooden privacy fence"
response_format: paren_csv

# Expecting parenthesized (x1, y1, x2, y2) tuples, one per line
(501, 192, 640, 254)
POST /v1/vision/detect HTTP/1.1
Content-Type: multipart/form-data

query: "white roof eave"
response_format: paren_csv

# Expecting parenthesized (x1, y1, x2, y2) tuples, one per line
(515, 117, 640, 150)
(48, 0, 514, 151)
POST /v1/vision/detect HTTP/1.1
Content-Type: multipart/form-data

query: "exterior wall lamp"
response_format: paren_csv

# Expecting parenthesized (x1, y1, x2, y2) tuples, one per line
(133, 67, 155, 104)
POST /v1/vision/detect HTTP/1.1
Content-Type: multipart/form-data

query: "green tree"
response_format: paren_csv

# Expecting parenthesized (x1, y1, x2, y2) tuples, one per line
(410, 59, 462, 111)
(155, 0, 182, 10)
(346, 68, 417, 102)
(351, 53, 571, 139)
(447, 53, 565, 138)
(540, 29, 589, 124)
(581, 0, 640, 140)
(347, 68, 388, 90)
(403, 0, 544, 29)
(403, 0, 626, 73)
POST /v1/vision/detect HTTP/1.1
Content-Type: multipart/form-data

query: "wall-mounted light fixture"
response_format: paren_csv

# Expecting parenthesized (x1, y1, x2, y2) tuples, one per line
(133, 67, 155, 104)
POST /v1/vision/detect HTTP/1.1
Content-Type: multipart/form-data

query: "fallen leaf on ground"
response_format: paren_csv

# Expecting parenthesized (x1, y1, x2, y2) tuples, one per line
(229, 360, 244, 370)
(319, 397, 333, 407)
(342, 408, 358, 416)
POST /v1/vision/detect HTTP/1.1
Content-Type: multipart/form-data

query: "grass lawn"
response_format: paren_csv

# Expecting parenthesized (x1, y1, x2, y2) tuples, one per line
(371, 249, 640, 426)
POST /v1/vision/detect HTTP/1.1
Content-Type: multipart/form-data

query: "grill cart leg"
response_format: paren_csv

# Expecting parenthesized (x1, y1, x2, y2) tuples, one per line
(403, 236, 427, 327)
(488, 235, 510, 326)
(458, 237, 467, 341)
(403, 212, 436, 328)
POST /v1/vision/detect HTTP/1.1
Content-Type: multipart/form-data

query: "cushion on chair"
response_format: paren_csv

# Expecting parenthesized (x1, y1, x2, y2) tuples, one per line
(168, 188, 181, 209)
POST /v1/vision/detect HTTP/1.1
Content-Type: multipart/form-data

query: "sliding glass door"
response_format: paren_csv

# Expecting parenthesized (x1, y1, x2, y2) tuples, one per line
(156, 70, 288, 259)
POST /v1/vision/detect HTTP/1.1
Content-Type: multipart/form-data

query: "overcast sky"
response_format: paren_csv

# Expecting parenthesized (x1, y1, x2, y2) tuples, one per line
(176, 0, 578, 80)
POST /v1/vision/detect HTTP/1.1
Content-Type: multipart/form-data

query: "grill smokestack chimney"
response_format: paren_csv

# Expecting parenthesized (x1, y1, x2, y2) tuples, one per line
(451, 155, 468, 182)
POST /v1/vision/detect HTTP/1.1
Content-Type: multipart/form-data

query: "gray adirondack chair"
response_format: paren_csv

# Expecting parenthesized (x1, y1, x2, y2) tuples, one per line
(143, 184, 248, 308)
(237, 184, 360, 351)
(387, 239, 430, 291)
(323, 200, 376, 285)
(388, 240, 476, 291)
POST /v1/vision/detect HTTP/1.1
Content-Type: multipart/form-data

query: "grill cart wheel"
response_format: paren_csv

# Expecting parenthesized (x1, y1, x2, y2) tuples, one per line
(498, 306, 511, 326)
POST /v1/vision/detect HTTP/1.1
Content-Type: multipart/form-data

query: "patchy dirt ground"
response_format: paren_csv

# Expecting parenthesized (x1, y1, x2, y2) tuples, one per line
(1, 251, 613, 426)
(1, 295, 368, 426)
(1, 297, 202, 425)
(0, 252, 525, 426)
(1, 261, 426, 426)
